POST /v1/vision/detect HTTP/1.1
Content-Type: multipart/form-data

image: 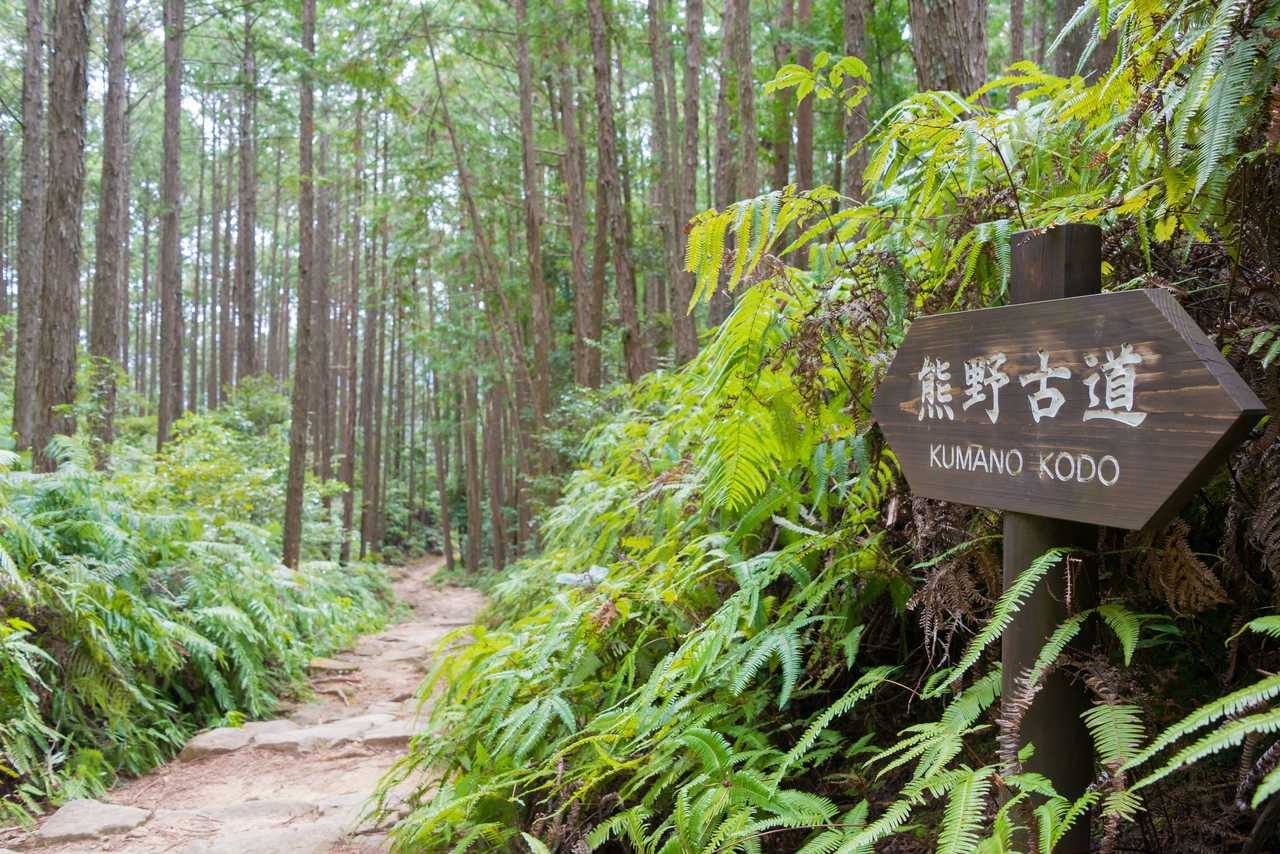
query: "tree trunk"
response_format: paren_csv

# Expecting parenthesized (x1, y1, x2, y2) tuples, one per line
(647, 0, 696, 363)
(33, 0, 90, 472)
(340, 105, 363, 563)
(708, 0, 738, 325)
(515, 0, 552, 429)
(907, 0, 988, 95)
(795, 0, 814, 190)
(558, 51, 598, 388)
(312, 135, 332, 495)
(677, 0, 702, 339)
(587, 0, 650, 382)
(771, 0, 793, 191)
(219, 118, 234, 402)
(138, 190, 149, 402)
(235, 6, 258, 382)
(190, 108, 205, 413)
(485, 380, 507, 571)
(156, 0, 185, 451)
(1011, 0, 1024, 65)
(89, 0, 127, 468)
(734, 0, 757, 199)
(14, 0, 45, 452)
(462, 371, 481, 573)
(283, 0, 316, 568)
(841, 0, 870, 201)
(207, 114, 222, 409)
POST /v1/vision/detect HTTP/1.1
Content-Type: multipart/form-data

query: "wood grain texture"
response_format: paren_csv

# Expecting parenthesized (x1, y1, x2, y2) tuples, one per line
(872, 288, 1265, 529)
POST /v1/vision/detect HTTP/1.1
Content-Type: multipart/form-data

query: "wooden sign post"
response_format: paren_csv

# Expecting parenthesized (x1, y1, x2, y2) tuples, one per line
(872, 224, 1265, 850)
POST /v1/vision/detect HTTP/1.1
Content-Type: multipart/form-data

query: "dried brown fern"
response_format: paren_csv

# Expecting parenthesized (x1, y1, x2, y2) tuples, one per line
(1129, 518, 1230, 614)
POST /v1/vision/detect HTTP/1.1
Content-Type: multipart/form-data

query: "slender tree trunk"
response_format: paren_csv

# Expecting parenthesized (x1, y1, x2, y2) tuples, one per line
(426, 274, 454, 571)
(33, 0, 90, 472)
(515, 0, 552, 429)
(734, 0, 757, 198)
(312, 135, 332, 495)
(648, 0, 696, 363)
(771, 0, 794, 190)
(358, 147, 381, 557)
(708, 0, 738, 326)
(117, 108, 131, 371)
(340, 104, 364, 563)
(14, 0, 45, 452)
(219, 119, 234, 401)
(190, 107, 205, 413)
(283, 0, 316, 568)
(266, 145, 283, 380)
(1011, 0, 1025, 65)
(841, 0, 870, 200)
(587, 0, 650, 381)
(485, 379, 507, 571)
(235, 6, 258, 382)
(138, 190, 149, 401)
(207, 116, 222, 409)
(558, 52, 597, 388)
(462, 370, 481, 573)
(795, 0, 814, 190)
(677, 0, 703, 333)
(907, 0, 988, 94)
(89, 0, 127, 468)
(156, 0, 185, 450)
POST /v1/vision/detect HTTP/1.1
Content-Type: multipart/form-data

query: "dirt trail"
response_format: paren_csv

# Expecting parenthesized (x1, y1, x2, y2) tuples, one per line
(5, 558, 484, 854)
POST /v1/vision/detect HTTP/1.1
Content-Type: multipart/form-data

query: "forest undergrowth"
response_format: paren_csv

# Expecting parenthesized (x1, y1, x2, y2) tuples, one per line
(0, 381, 391, 825)
(377, 0, 1280, 850)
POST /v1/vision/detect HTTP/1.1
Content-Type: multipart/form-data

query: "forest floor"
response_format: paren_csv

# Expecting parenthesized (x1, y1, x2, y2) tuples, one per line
(3, 557, 484, 854)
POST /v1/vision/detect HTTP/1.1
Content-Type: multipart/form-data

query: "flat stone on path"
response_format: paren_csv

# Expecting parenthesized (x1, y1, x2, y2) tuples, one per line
(179, 727, 252, 760)
(255, 713, 395, 753)
(308, 656, 357, 673)
(35, 799, 150, 842)
(361, 719, 417, 749)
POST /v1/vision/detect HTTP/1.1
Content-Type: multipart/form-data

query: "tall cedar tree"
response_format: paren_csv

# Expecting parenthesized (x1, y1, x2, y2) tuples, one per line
(587, 0, 650, 381)
(156, 0, 185, 449)
(236, 6, 259, 381)
(33, 0, 90, 472)
(283, 0, 317, 568)
(14, 0, 45, 452)
(907, 0, 988, 95)
(89, 0, 127, 467)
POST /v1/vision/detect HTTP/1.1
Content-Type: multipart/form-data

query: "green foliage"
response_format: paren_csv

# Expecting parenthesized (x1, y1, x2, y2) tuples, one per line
(0, 402, 389, 821)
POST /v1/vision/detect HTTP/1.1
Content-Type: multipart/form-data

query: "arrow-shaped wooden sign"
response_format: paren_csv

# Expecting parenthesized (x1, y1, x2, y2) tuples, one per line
(871, 288, 1265, 530)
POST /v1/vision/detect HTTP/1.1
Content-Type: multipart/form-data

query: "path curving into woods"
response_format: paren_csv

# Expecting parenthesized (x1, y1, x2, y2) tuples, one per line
(4, 558, 483, 854)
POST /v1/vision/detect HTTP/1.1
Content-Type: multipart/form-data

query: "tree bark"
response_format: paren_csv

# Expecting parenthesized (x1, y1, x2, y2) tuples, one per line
(841, 0, 870, 201)
(33, 0, 90, 472)
(795, 0, 814, 189)
(647, 0, 696, 363)
(89, 0, 127, 468)
(235, 5, 258, 382)
(516, 0, 552, 428)
(14, 0, 45, 452)
(708, 0, 738, 326)
(558, 52, 598, 388)
(484, 380, 507, 571)
(587, 0, 650, 381)
(770, 0, 793, 191)
(907, 0, 988, 95)
(266, 145, 283, 380)
(156, 0, 185, 450)
(677, 0, 703, 338)
(312, 135, 332, 492)
(283, 0, 316, 568)
(1011, 0, 1024, 65)
(190, 106, 206, 412)
(734, 0, 757, 198)
(462, 370, 481, 573)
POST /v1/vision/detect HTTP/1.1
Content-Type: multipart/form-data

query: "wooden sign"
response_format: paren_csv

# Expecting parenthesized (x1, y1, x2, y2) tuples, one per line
(871, 288, 1265, 530)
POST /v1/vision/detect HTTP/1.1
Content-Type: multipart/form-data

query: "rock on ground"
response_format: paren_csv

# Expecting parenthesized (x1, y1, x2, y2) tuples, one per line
(34, 800, 149, 843)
